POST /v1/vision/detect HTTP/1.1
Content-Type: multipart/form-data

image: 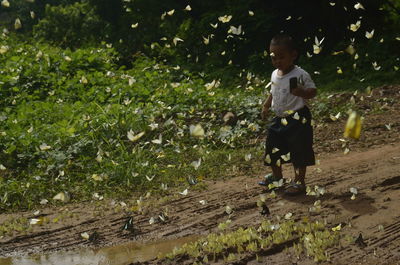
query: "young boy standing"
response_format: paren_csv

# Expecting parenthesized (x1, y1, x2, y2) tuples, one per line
(260, 34, 317, 195)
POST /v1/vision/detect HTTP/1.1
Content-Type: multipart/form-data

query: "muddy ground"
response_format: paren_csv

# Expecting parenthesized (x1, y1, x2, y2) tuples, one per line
(1, 85, 399, 265)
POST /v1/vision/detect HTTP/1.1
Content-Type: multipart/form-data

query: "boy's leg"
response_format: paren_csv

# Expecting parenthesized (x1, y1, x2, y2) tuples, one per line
(293, 167, 306, 186)
(285, 166, 306, 195)
(259, 165, 283, 186)
(271, 165, 283, 179)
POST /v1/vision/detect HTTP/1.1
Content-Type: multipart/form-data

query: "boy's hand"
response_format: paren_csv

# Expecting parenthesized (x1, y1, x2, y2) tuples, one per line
(261, 106, 269, 121)
(290, 85, 305, 97)
(291, 85, 317, 99)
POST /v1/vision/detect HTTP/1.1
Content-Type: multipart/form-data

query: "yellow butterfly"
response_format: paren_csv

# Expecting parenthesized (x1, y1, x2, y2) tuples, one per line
(350, 21, 361, 32)
(218, 15, 232, 23)
(365, 30, 374, 39)
(332, 223, 342, 231)
(14, 18, 22, 30)
(1, 0, 10, 8)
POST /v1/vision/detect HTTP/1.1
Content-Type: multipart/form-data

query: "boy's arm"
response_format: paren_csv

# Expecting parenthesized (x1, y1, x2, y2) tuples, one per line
(261, 94, 272, 120)
(291, 86, 317, 99)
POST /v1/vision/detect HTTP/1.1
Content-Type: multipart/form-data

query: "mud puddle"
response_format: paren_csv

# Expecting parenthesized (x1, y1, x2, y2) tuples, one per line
(0, 235, 199, 265)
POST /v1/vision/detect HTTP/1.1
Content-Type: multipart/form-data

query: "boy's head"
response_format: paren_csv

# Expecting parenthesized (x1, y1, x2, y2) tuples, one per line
(269, 34, 298, 74)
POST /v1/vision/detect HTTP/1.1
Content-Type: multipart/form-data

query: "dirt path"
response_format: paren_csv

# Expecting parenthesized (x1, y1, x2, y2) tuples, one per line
(1, 85, 399, 264)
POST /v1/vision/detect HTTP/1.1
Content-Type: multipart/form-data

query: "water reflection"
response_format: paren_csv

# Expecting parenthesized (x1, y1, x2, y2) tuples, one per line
(0, 235, 199, 265)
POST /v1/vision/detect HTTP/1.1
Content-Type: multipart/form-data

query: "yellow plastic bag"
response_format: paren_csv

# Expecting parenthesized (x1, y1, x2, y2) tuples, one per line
(344, 111, 362, 139)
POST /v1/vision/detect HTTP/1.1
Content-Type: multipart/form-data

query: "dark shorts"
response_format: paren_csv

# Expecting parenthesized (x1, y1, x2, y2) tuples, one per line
(264, 106, 315, 168)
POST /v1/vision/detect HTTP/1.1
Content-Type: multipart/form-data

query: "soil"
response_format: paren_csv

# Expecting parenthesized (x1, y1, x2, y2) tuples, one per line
(1, 85, 400, 265)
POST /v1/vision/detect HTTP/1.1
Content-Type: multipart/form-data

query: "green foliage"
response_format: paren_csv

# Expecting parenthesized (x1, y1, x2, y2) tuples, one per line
(33, 1, 106, 48)
(0, 34, 267, 211)
(0, 0, 79, 32)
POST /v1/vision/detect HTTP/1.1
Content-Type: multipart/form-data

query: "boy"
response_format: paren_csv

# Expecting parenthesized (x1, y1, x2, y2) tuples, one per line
(259, 34, 317, 195)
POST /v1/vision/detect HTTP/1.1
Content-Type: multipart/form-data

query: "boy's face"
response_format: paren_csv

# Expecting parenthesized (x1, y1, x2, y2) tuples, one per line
(269, 44, 297, 74)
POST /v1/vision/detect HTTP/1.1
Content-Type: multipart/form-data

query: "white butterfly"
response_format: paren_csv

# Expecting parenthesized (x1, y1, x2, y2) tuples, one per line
(210, 23, 218, 29)
(225, 205, 233, 215)
(146, 175, 155, 182)
(330, 112, 341, 121)
(39, 143, 51, 151)
(284, 212, 293, 219)
(372, 61, 381, 71)
(131, 23, 139, 28)
(228, 25, 242, 35)
(173, 37, 184, 46)
(151, 134, 162, 144)
(149, 217, 155, 224)
(127, 130, 145, 142)
(184, 5, 191, 11)
(350, 187, 358, 194)
(179, 189, 188, 196)
(167, 9, 175, 16)
(272, 178, 284, 188)
(354, 2, 365, 10)
(191, 158, 201, 170)
(199, 200, 207, 205)
(248, 10, 254, 16)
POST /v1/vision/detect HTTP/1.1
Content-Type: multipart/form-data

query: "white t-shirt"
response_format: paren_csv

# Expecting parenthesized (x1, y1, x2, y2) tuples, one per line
(270, 65, 316, 117)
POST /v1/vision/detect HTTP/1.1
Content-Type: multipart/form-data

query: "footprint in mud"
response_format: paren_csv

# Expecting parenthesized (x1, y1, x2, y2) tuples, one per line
(339, 194, 378, 215)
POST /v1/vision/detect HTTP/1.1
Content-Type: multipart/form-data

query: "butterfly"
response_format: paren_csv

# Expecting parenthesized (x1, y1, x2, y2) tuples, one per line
(260, 204, 270, 216)
(122, 216, 134, 231)
(1, 0, 10, 7)
(354, 2, 365, 10)
(179, 189, 188, 196)
(127, 130, 145, 142)
(14, 18, 22, 30)
(210, 23, 218, 29)
(350, 21, 361, 32)
(365, 30, 374, 39)
(218, 15, 232, 23)
(190, 124, 205, 138)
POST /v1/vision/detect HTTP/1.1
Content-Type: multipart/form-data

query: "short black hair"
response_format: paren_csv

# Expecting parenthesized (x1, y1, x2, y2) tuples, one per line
(270, 34, 297, 51)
